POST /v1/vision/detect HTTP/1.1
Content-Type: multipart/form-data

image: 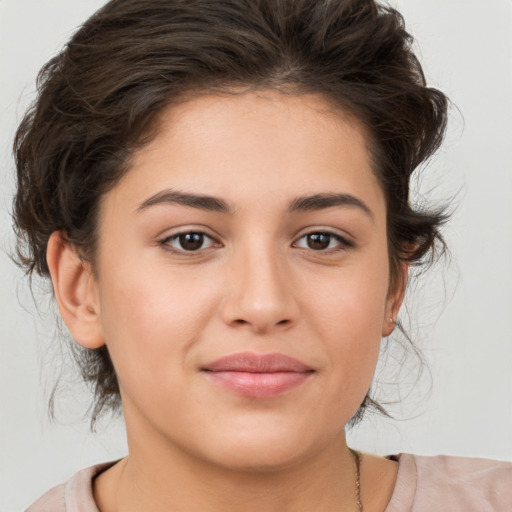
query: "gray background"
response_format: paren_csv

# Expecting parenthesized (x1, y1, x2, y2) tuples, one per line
(1, 1, 511, 510)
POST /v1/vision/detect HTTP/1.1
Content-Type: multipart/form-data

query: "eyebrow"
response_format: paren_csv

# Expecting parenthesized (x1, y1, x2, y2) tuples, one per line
(288, 193, 374, 219)
(137, 190, 232, 213)
(137, 189, 373, 220)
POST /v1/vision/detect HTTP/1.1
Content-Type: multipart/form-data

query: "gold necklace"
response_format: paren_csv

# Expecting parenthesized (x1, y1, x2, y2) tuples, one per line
(350, 449, 363, 512)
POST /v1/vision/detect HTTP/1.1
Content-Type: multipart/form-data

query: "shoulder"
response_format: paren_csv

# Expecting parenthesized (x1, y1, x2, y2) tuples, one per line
(386, 453, 512, 512)
(411, 453, 512, 484)
(26, 462, 116, 512)
(25, 484, 66, 512)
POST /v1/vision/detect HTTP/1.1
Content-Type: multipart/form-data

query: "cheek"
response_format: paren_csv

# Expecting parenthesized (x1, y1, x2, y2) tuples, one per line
(309, 255, 389, 336)
(306, 259, 389, 395)
(95, 258, 220, 389)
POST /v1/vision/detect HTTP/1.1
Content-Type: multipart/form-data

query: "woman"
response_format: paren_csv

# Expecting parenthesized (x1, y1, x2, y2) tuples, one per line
(11, 0, 511, 510)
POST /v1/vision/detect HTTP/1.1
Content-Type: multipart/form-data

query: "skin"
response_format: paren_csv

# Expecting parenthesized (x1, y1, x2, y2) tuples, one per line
(47, 91, 406, 511)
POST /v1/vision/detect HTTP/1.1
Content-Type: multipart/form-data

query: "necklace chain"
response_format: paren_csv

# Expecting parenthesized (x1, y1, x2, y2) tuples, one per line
(114, 451, 363, 511)
(350, 448, 363, 512)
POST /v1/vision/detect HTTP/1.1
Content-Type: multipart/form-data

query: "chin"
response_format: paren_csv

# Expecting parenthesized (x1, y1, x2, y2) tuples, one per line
(210, 444, 312, 473)
(195, 422, 343, 473)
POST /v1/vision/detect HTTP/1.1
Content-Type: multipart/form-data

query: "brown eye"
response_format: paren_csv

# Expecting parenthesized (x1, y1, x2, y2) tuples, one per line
(163, 232, 215, 252)
(295, 232, 352, 252)
(179, 233, 204, 251)
(306, 233, 331, 250)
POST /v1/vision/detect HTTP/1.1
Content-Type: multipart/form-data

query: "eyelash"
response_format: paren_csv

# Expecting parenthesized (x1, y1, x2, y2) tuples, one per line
(159, 230, 353, 255)
(159, 231, 218, 254)
(294, 232, 353, 252)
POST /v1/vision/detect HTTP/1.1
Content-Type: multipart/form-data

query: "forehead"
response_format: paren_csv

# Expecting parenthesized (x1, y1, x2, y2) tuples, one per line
(106, 91, 385, 220)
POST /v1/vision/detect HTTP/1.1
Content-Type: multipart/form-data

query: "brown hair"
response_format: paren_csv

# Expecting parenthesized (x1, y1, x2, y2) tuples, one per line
(13, 0, 449, 424)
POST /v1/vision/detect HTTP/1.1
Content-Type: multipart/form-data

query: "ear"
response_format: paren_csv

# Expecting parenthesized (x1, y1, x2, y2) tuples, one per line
(382, 260, 409, 337)
(46, 231, 105, 349)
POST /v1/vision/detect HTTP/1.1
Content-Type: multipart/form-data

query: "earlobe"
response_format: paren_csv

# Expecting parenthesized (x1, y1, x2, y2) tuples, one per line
(382, 261, 409, 337)
(46, 231, 105, 349)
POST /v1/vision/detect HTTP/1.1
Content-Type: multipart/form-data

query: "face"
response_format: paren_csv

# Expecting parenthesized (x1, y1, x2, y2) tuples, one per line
(86, 91, 402, 470)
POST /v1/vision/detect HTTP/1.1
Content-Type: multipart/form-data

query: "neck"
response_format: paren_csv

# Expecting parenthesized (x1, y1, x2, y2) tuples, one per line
(95, 424, 359, 512)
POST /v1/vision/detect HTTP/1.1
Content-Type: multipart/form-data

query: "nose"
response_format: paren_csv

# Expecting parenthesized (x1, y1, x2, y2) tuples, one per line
(220, 244, 300, 334)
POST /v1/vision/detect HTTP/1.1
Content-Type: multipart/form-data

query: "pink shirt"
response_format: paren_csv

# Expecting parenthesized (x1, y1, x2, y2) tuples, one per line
(26, 454, 512, 511)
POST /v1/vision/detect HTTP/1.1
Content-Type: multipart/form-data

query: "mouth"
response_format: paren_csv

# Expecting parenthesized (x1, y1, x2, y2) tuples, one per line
(200, 352, 315, 398)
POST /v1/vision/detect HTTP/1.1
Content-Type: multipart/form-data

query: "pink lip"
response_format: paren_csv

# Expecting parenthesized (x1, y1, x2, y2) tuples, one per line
(201, 352, 314, 398)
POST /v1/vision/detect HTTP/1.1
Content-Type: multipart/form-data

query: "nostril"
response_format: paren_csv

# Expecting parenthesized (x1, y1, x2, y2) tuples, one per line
(230, 318, 290, 328)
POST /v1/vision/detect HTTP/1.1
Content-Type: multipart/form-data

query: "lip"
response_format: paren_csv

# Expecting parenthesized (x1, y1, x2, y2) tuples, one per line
(201, 352, 314, 398)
